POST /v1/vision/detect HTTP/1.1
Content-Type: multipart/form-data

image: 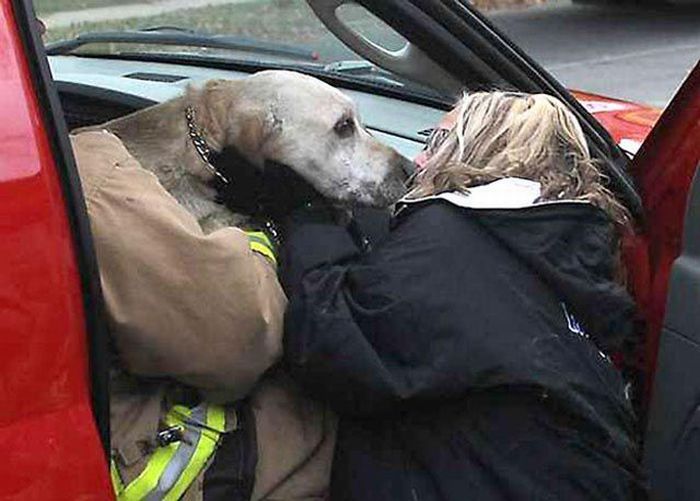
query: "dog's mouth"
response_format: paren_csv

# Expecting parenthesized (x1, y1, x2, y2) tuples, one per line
(361, 178, 408, 207)
(364, 156, 413, 207)
(336, 168, 409, 208)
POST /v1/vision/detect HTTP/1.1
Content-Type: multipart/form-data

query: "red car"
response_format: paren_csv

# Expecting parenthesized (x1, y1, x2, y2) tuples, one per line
(1, 0, 698, 498)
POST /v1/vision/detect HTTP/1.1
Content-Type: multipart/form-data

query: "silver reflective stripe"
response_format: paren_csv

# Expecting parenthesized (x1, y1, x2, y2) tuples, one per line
(144, 405, 208, 501)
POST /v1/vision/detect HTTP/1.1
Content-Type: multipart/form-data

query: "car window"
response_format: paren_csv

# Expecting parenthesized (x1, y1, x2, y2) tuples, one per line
(469, 0, 700, 108)
(34, 0, 442, 100)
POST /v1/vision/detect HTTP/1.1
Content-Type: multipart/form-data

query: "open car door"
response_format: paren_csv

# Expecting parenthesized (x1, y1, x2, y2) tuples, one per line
(0, 0, 111, 497)
(636, 61, 700, 499)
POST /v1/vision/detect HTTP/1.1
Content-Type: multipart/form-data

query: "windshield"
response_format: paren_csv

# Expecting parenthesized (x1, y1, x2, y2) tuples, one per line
(35, 0, 442, 99)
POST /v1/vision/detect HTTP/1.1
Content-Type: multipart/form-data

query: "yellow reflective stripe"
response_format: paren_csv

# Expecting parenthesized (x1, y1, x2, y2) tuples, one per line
(246, 231, 277, 265)
(166, 405, 193, 427)
(249, 241, 277, 265)
(246, 230, 272, 247)
(115, 407, 192, 501)
(162, 406, 226, 501)
(111, 459, 125, 497)
(113, 405, 226, 501)
(204, 406, 227, 434)
(119, 443, 179, 500)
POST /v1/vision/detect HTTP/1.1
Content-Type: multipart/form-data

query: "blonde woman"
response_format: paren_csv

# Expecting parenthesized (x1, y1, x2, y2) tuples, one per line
(278, 92, 645, 500)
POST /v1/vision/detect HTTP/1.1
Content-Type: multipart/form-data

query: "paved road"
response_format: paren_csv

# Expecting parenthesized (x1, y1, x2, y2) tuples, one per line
(488, 1, 700, 107)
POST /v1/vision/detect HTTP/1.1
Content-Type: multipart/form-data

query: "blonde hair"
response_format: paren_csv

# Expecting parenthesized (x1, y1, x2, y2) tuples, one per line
(408, 91, 630, 230)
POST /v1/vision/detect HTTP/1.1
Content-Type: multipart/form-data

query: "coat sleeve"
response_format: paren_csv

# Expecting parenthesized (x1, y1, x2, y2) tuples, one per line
(281, 208, 439, 417)
(71, 131, 286, 401)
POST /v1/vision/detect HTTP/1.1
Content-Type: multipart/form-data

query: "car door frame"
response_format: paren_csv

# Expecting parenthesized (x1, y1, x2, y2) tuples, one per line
(634, 61, 700, 498)
(12, 0, 111, 453)
(630, 62, 700, 390)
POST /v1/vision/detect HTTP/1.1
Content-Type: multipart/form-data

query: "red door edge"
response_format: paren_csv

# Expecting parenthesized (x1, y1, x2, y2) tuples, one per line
(625, 61, 700, 404)
(12, 0, 112, 449)
(0, 0, 112, 497)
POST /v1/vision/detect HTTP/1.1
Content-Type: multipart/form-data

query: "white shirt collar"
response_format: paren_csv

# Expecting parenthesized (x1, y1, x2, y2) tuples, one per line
(401, 177, 541, 210)
(399, 177, 589, 211)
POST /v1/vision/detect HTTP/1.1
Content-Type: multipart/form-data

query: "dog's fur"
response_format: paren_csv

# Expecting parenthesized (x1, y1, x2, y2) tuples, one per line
(89, 70, 411, 232)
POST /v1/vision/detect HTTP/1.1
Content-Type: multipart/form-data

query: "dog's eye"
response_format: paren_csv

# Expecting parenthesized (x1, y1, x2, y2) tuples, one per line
(334, 117, 355, 138)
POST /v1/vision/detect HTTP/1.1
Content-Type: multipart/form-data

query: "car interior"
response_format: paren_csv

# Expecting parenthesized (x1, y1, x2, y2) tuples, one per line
(38, 0, 473, 464)
(37, 0, 654, 419)
(31, 0, 697, 496)
(8, 0, 700, 496)
(45, 1, 466, 161)
(51, 56, 446, 162)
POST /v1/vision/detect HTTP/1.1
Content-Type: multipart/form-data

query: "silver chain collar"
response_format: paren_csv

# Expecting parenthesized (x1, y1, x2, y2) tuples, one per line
(185, 107, 280, 242)
(185, 106, 230, 185)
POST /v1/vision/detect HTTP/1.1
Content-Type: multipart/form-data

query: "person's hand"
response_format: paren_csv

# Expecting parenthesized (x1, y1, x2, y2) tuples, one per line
(212, 146, 323, 220)
(256, 160, 324, 219)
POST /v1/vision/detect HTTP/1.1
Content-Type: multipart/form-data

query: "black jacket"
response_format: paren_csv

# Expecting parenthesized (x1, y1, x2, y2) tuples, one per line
(280, 195, 644, 501)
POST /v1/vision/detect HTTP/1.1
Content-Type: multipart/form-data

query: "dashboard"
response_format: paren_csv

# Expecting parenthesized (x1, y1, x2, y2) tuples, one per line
(49, 55, 448, 160)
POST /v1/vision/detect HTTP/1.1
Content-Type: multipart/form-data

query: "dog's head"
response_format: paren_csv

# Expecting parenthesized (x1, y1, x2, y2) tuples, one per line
(197, 71, 412, 207)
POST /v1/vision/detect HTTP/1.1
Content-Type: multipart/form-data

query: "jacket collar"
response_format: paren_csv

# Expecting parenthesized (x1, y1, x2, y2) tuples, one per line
(398, 177, 589, 211)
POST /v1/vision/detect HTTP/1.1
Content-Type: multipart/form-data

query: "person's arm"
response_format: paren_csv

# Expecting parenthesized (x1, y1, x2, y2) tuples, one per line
(72, 131, 286, 401)
(280, 206, 436, 417)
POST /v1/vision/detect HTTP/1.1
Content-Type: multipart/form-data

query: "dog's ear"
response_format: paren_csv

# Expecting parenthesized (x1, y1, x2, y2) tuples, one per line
(234, 108, 282, 162)
(234, 105, 282, 162)
(199, 79, 281, 164)
(197, 79, 239, 141)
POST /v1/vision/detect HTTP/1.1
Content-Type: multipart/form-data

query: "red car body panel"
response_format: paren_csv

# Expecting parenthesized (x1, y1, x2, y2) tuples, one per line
(625, 62, 700, 398)
(0, 1, 111, 498)
(572, 90, 663, 147)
